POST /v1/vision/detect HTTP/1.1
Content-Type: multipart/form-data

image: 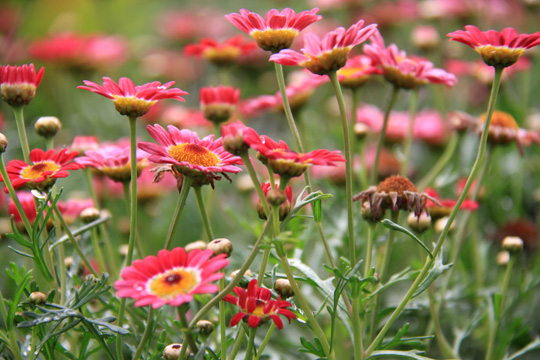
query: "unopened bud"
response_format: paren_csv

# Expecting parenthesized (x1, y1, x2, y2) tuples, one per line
(502, 236, 523, 253)
(35, 116, 62, 138)
(230, 268, 253, 278)
(196, 320, 215, 337)
(185, 240, 207, 252)
(267, 188, 287, 207)
(80, 207, 100, 223)
(361, 201, 384, 223)
(274, 278, 294, 298)
(163, 343, 187, 360)
(0, 133, 7, 153)
(207, 238, 233, 257)
(29, 291, 47, 305)
(496, 251, 510, 266)
(354, 122, 370, 140)
(407, 212, 432, 233)
(434, 216, 454, 233)
(118, 244, 129, 257)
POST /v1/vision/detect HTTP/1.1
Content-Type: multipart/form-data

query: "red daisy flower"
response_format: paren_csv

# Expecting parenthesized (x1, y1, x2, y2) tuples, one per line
(138, 124, 243, 178)
(269, 20, 377, 75)
(115, 248, 229, 309)
(225, 8, 322, 52)
(244, 131, 345, 178)
(447, 25, 540, 67)
(364, 30, 457, 89)
(1, 148, 82, 193)
(425, 187, 479, 219)
(184, 35, 257, 67)
(78, 77, 188, 118)
(223, 279, 296, 329)
(0, 64, 44, 106)
(200, 86, 240, 124)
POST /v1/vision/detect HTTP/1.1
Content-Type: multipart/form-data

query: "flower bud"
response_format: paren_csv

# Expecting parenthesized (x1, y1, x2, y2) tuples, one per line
(185, 240, 207, 252)
(35, 116, 62, 138)
(354, 122, 370, 140)
(274, 278, 294, 298)
(407, 212, 432, 233)
(411, 25, 440, 51)
(266, 188, 287, 207)
(163, 344, 187, 360)
(496, 251, 510, 266)
(80, 207, 100, 224)
(502, 236, 523, 253)
(0, 133, 8, 153)
(434, 216, 454, 233)
(195, 320, 215, 337)
(361, 201, 385, 223)
(207, 238, 233, 257)
(29, 291, 47, 305)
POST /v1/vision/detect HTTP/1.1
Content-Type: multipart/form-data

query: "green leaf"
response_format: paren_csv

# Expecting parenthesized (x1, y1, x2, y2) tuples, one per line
(281, 187, 333, 229)
(505, 337, 540, 360)
(412, 252, 453, 299)
(367, 349, 435, 359)
(381, 219, 433, 259)
(7, 268, 32, 331)
(494, 293, 502, 320)
(313, 199, 322, 223)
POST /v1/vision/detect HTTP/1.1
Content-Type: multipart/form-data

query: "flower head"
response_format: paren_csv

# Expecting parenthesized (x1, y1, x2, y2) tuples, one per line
(0, 64, 44, 106)
(221, 120, 254, 155)
(115, 248, 229, 308)
(424, 187, 478, 219)
(244, 131, 345, 178)
(78, 77, 188, 118)
(364, 30, 457, 89)
(224, 279, 296, 329)
(1, 149, 82, 193)
(70, 135, 99, 154)
(57, 198, 95, 224)
(447, 25, 540, 67)
(200, 86, 240, 124)
(225, 8, 322, 52)
(138, 125, 243, 182)
(75, 139, 149, 182)
(270, 20, 378, 75)
(337, 55, 382, 88)
(184, 36, 257, 67)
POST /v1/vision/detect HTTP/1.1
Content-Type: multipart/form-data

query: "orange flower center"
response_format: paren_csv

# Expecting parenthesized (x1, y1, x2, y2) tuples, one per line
(147, 268, 200, 299)
(480, 111, 519, 130)
(21, 161, 60, 180)
(251, 300, 268, 317)
(377, 175, 417, 194)
(168, 143, 220, 167)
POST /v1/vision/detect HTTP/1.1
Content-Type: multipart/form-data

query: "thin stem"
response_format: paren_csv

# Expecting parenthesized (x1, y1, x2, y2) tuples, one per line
(164, 176, 193, 250)
(131, 308, 155, 360)
(122, 182, 144, 259)
(428, 287, 458, 359)
(417, 133, 460, 189)
(194, 186, 215, 241)
(219, 277, 227, 359)
(370, 86, 399, 185)
(0, 155, 32, 234)
(12, 106, 31, 163)
(178, 306, 199, 354)
(364, 65, 504, 358)
(227, 327, 246, 360)
(254, 323, 276, 360)
(90, 227, 107, 276)
(350, 88, 359, 187)
(240, 152, 270, 216)
(316, 221, 336, 268)
(0, 286, 24, 360)
(245, 327, 257, 360)
(364, 224, 375, 277)
(400, 88, 419, 176)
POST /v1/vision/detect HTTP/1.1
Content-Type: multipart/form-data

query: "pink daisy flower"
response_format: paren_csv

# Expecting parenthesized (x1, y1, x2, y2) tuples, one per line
(1, 149, 82, 193)
(200, 86, 240, 124)
(337, 54, 382, 88)
(0, 64, 44, 106)
(269, 20, 377, 75)
(447, 25, 540, 67)
(138, 125, 243, 178)
(223, 279, 296, 329)
(225, 8, 322, 52)
(364, 30, 457, 89)
(57, 198, 95, 224)
(78, 77, 188, 118)
(425, 187, 479, 219)
(70, 135, 99, 154)
(115, 248, 229, 308)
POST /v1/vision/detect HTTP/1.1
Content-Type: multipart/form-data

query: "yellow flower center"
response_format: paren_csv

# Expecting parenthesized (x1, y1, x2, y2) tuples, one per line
(204, 46, 241, 66)
(168, 143, 220, 167)
(476, 45, 524, 67)
(480, 110, 519, 130)
(251, 300, 268, 317)
(251, 29, 298, 52)
(21, 161, 60, 180)
(147, 268, 200, 299)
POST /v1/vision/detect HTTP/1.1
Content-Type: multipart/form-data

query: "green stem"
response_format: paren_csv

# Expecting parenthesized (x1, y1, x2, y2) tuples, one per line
(164, 176, 193, 250)
(417, 133, 460, 189)
(122, 182, 144, 259)
(254, 323, 276, 360)
(90, 227, 107, 276)
(240, 152, 270, 216)
(194, 186, 215, 241)
(178, 306, 199, 354)
(245, 327, 257, 360)
(219, 277, 227, 359)
(227, 327, 246, 360)
(485, 255, 515, 360)
(350, 88, 359, 186)
(12, 106, 31, 164)
(370, 86, 399, 185)
(0, 286, 24, 360)
(131, 308, 154, 360)
(428, 287, 458, 359)
(364, 224, 375, 277)
(364, 65, 504, 358)
(316, 221, 336, 268)
(0, 155, 32, 234)
(400, 88, 419, 176)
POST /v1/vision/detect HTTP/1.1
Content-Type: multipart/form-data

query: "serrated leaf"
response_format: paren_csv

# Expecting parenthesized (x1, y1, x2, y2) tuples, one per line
(412, 252, 453, 299)
(381, 219, 433, 259)
(368, 349, 435, 359)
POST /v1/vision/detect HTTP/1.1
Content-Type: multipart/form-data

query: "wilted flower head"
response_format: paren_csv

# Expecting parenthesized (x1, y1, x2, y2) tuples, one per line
(184, 36, 257, 67)
(0, 64, 44, 106)
(225, 8, 322, 52)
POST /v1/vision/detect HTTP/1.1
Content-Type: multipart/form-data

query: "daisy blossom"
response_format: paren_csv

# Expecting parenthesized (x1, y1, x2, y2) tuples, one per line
(200, 86, 240, 124)
(0, 64, 44, 106)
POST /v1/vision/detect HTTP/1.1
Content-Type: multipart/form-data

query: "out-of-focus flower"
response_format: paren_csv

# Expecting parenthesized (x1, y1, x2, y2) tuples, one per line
(0, 64, 44, 106)
(57, 198, 95, 224)
(1, 149, 82, 193)
(221, 120, 253, 155)
(411, 25, 440, 51)
(493, 220, 538, 252)
(200, 86, 240, 124)
(353, 175, 438, 221)
(363, 146, 401, 181)
(446, 57, 531, 84)
(75, 139, 149, 182)
(356, 104, 449, 145)
(241, 70, 328, 117)
(424, 187, 479, 219)
(138, 125, 243, 181)
(28, 33, 128, 70)
(157, 9, 229, 42)
(115, 248, 229, 308)
(337, 55, 382, 89)
(447, 25, 540, 68)
(364, 30, 457, 89)
(78, 77, 188, 118)
(360, 0, 419, 28)
(225, 8, 322, 52)
(223, 279, 296, 329)
(8, 191, 37, 224)
(256, 182, 293, 220)
(159, 105, 213, 130)
(244, 131, 345, 178)
(455, 178, 484, 200)
(270, 20, 377, 75)
(70, 136, 99, 154)
(184, 36, 257, 67)
(140, 49, 203, 84)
